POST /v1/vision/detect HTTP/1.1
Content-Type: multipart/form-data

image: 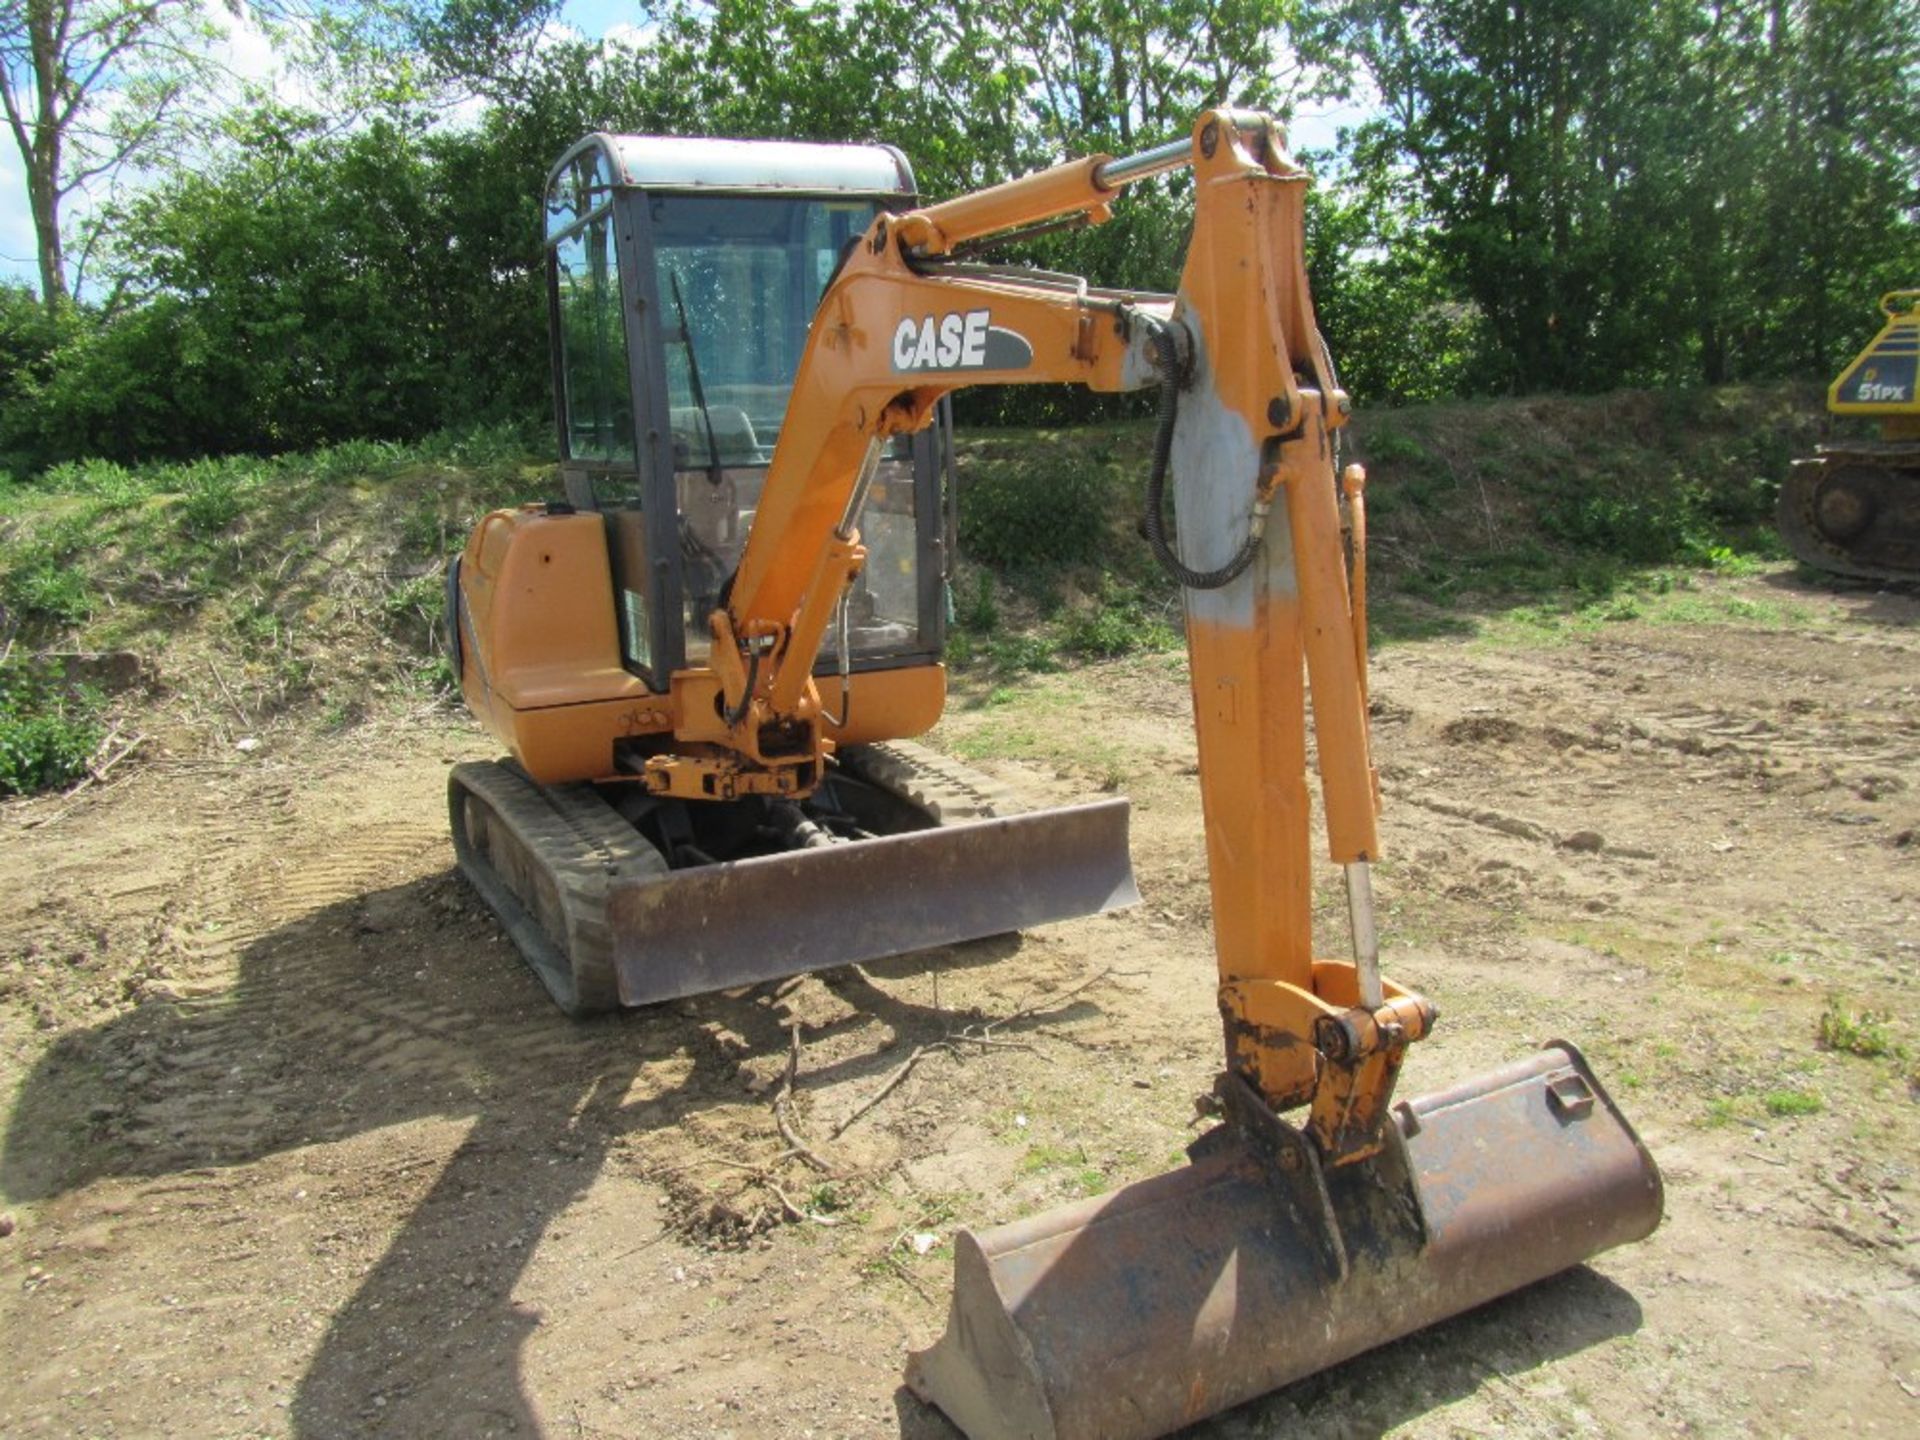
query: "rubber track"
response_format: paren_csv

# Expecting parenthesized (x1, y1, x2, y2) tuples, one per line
(453, 743, 1032, 1016)
(1777, 442, 1920, 585)
(835, 738, 1030, 822)
(449, 760, 669, 1016)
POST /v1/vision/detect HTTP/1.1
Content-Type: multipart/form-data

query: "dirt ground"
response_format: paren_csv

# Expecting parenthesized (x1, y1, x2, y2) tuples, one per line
(2, 566, 1916, 1439)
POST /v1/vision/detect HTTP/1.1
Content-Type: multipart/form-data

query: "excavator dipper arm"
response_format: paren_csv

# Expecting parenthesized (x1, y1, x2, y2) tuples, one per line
(850, 112, 1667, 1440)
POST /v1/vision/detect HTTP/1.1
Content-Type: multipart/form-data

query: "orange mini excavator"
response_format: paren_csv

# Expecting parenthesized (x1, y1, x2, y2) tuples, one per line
(449, 110, 1662, 1439)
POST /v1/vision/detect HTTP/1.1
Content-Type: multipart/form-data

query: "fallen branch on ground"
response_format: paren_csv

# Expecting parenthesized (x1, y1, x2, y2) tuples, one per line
(20, 732, 149, 829)
(773, 1023, 834, 1173)
(831, 966, 1141, 1137)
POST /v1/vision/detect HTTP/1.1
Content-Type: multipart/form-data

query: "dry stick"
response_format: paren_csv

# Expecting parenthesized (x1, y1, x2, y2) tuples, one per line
(683, 1148, 802, 1176)
(973, 964, 1135, 1039)
(768, 1181, 840, 1227)
(21, 733, 148, 830)
(206, 659, 251, 729)
(877, 1248, 937, 1304)
(772, 1023, 834, 1174)
(830, 1041, 959, 1140)
(832, 967, 1138, 1138)
(90, 731, 144, 783)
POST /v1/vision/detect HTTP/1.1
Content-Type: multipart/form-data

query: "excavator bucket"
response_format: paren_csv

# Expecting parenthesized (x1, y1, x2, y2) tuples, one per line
(909, 1044, 1662, 1440)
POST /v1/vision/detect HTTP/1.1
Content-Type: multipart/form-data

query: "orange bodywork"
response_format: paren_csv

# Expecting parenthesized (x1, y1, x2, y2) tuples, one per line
(455, 505, 944, 785)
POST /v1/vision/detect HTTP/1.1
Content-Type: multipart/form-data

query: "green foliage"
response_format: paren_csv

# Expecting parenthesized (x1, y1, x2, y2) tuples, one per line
(1762, 1088, 1822, 1118)
(1819, 1001, 1898, 1060)
(1056, 580, 1180, 658)
(955, 571, 998, 634)
(958, 454, 1112, 570)
(0, 656, 105, 796)
(1322, 0, 1920, 392)
(175, 458, 250, 535)
(1, 515, 96, 628)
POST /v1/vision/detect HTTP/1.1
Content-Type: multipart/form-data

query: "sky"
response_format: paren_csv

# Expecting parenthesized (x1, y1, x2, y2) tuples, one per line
(2, 1, 1365, 295)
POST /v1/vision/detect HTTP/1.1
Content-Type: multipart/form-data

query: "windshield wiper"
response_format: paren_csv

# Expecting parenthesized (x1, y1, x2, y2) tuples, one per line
(666, 267, 727, 489)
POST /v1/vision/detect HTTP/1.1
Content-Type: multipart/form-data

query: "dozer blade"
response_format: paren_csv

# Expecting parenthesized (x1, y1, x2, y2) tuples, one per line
(606, 800, 1139, 1006)
(908, 1043, 1662, 1440)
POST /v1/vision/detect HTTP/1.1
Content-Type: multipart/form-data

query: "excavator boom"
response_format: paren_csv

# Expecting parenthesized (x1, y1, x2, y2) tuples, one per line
(810, 112, 1662, 1439)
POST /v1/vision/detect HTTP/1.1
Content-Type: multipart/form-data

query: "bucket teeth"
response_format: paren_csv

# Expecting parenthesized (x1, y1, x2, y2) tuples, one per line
(908, 1044, 1661, 1440)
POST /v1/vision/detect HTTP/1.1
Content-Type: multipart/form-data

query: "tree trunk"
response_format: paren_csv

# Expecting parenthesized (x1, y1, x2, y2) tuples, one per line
(30, 160, 66, 309)
(26, 0, 71, 311)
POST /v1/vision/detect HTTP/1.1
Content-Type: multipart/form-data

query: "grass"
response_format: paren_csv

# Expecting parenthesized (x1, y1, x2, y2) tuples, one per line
(0, 424, 541, 790)
(0, 382, 1827, 792)
(941, 381, 1821, 678)
(1762, 1088, 1823, 1118)
(0, 655, 106, 795)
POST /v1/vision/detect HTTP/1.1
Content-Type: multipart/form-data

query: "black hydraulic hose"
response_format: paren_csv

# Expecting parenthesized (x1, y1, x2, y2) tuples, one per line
(724, 645, 759, 729)
(1140, 318, 1264, 591)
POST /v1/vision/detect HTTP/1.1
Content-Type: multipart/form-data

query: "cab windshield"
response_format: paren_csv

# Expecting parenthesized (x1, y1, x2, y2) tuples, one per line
(651, 193, 921, 667)
(650, 193, 879, 463)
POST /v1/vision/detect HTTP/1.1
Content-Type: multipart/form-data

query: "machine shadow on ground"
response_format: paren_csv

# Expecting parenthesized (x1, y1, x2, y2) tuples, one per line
(0, 872, 1088, 1436)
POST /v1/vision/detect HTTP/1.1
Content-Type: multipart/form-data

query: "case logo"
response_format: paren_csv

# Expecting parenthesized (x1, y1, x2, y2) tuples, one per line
(892, 310, 1034, 372)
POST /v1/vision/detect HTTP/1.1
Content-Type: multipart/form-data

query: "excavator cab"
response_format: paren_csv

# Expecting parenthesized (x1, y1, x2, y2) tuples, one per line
(541, 135, 941, 686)
(445, 136, 1139, 1016)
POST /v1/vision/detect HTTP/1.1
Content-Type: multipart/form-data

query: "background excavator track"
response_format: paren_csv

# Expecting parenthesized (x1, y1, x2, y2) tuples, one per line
(1777, 441, 1920, 584)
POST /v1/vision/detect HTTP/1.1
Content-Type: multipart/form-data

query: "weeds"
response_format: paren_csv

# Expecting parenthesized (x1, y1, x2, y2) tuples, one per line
(958, 452, 1114, 570)
(1762, 1088, 1822, 1118)
(0, 655, 105, 795)
(1055, 579, 1179, 658)
(1818, 1001, 1899, 1060)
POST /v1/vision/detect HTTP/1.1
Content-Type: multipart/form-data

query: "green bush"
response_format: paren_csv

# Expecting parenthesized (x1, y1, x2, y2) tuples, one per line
(173, 458, 250, 535)
(0, 656, 104, 795)
(959, 455, 1112, 570)
(1537, 485, 1715, 565)
(305, 437, 410, 485)
(1, 518, 96, 628)
(1056, 580, 1180, 657)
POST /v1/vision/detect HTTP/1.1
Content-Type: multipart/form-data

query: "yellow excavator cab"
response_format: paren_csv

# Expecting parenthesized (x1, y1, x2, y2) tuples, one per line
(1827, 290, 1920, 419)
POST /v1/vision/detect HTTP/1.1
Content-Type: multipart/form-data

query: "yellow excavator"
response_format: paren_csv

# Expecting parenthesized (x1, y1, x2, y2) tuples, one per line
(1778, 289, 1920, 582)
(448, 109, 1663, 1439)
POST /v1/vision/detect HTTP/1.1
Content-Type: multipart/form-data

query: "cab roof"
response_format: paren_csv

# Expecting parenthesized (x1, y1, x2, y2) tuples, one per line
(548, 133, 917, 201)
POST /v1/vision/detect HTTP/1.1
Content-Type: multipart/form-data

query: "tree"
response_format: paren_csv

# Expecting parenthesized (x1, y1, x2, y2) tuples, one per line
(1, 0, 237, 308)
(1320, 0, 1920, 392)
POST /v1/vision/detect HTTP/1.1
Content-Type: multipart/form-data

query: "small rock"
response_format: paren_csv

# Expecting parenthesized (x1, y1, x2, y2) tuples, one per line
(910, 1232, 939, 1256)
(1560, 830, 1605, 854)
(1131, 1076, 1153, 1089)
(0, 1212, 15, 1238)
(235, 737, 261, 754)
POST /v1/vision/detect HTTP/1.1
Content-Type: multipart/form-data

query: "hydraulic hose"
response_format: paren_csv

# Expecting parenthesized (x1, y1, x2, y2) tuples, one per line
(1140, 318, 1264, 591)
